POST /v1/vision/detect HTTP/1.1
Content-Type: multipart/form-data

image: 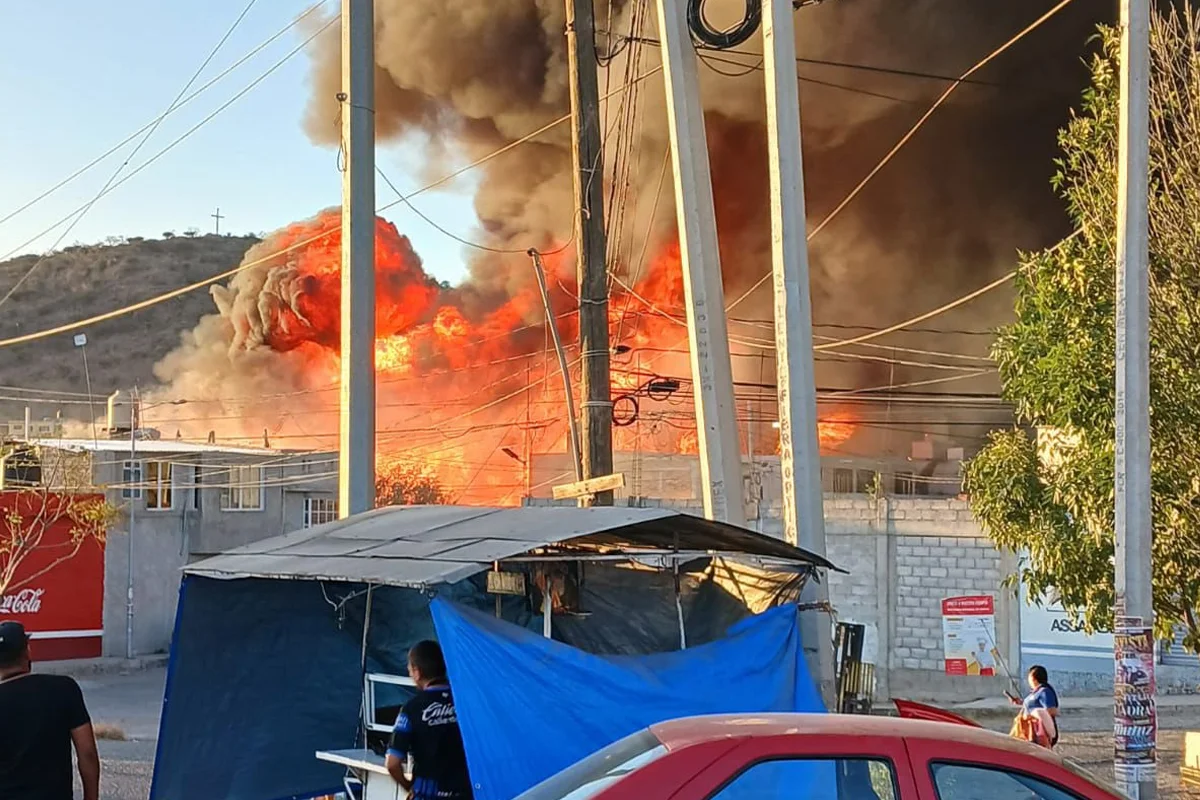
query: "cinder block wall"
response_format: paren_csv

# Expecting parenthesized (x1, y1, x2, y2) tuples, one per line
(528, 493, 1019, 702)
(893, 533, 1005, 671)
(776, 496, 1019, 702)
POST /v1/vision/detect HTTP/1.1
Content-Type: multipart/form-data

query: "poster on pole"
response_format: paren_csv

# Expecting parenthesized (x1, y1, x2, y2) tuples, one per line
(1113, 619, 1157, 797)
(941, 595, 998, 676)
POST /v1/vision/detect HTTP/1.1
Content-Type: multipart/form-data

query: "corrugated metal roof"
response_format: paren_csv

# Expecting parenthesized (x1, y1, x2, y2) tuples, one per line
(184, 505, 838, 589)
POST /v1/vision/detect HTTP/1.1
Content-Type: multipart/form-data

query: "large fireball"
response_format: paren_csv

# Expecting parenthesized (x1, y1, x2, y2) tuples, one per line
(151, 209, 857, 505)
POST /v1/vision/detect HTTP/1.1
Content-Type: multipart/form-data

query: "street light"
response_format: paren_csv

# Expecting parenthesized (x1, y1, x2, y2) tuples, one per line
(73, 333, 97, 443)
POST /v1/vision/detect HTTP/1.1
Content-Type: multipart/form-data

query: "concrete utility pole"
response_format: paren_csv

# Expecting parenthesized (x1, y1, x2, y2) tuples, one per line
(211, 207, 224, 235)
(1113, 0, 1155, 796)
(529, 248, 585, 486)
(125, 389, 139, 660)
(761, 0, 834, 705)
(565, 0, 614, 506)
(338, 0, 376, 518)
(654, 0, 746, 526)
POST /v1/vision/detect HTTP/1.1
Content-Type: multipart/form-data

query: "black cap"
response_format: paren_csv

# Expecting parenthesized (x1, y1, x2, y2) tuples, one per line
(0, 621, 29, 659)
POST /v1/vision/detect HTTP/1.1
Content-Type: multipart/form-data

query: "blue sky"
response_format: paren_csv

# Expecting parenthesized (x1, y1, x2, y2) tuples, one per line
(0, 0, 478, 285)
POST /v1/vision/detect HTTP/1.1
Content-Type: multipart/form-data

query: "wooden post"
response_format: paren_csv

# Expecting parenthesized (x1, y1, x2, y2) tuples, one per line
(565, 0, 614, 505)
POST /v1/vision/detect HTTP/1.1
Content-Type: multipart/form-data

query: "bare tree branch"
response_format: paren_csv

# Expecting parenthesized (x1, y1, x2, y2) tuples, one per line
(0, 460, 117, 599)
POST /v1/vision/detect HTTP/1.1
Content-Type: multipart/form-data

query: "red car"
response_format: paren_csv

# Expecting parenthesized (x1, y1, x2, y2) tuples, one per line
(515, 714, 1125, 800)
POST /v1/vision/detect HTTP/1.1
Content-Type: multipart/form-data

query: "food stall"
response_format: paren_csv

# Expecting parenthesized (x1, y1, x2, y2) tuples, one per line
(151, 505, 838, 800)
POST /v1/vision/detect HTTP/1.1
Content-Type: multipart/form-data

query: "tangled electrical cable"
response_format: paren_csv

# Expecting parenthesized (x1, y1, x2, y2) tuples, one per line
(687, 0, 761, 49)
(611, 375, 683, 426)
(687, 0, 824, 50)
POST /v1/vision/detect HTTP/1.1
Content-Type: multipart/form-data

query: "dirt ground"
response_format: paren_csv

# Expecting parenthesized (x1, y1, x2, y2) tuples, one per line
(1056, 731, 1200, 799)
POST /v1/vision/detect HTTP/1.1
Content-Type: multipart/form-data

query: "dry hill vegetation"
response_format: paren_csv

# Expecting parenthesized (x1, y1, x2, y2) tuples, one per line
(0, 233, 258, 421)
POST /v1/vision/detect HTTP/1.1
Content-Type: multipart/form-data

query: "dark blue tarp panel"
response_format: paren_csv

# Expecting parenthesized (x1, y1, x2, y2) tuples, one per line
(150, 576, 365, 800)
(150, 576, 504, 800)
(431, 598, 825, 800)
(151, 565, 804, 800)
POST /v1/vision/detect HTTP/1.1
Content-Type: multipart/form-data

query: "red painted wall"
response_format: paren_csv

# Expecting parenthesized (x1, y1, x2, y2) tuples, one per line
(0, 491, 106, 661)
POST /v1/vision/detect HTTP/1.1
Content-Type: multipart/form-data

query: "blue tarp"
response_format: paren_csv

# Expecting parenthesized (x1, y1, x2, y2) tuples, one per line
(151, 563, 807, 800)
(431, 598, 825, 800)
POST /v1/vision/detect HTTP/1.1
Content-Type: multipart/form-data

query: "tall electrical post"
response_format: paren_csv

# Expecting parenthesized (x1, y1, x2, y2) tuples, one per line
(654, 0, 746, 526)
(1113, 0, 1154, 796)
(339, 0, 377, 517)
(565, 0, 615, 506)
(762, 0, 834, 705)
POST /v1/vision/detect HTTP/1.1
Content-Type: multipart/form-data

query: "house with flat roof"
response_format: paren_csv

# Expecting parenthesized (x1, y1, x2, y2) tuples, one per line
(5, 435, 337, 657)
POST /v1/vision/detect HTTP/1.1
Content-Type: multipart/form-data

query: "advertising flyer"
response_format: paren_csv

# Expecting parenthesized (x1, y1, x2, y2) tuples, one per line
(1113, 620, 1157, 797)
(941, 595, 998, 676)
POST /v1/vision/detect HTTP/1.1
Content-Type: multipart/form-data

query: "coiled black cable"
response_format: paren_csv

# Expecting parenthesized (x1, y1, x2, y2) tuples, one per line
(687, 0, 762, 50)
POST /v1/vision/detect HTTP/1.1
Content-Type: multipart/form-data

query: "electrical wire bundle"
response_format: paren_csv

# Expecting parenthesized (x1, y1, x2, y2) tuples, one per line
(687, 0, 761, 49)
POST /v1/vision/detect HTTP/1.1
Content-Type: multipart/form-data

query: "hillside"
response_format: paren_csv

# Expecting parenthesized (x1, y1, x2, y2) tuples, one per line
(0, 234, 257, 421)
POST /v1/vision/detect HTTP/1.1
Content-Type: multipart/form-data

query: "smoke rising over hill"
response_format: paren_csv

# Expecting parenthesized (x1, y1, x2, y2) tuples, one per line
(139, 0, 1109, 501)
(300, 0, 1107, 372)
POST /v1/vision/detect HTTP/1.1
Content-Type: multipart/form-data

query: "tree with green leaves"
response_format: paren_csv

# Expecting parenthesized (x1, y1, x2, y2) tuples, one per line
(964, 7, 1200, 649)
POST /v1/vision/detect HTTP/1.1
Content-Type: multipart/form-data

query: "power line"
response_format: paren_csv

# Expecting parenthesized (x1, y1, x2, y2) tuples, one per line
(375, 167, 529, 255)
(606, 32, 1004, 87)
(610, 275, 994, 369)
(811, 321, 996, 336)
(0, 14, 338, 265)
(792, 54, 1002, 88)
(373, 72, 635, 258)
(0, 1, 328, 231)
(0, 63, 665, 351)
(0, 384, 103, 398)
(0, 0, 263, 311)
(614, 148, 671, 343)
(812, 272, 1020, 352)
(813, 228, 1080, 352)
(724, 0, 1079, 313)
(828, 369, 996, 396)
(696, 50, 924, 106)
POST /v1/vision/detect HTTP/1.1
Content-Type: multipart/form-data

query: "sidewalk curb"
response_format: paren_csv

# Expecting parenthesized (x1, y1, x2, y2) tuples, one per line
(36, 655, 168, 678)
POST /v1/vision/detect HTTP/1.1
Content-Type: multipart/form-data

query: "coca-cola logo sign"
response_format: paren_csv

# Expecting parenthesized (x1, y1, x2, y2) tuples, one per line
(0, 588, 44, 615)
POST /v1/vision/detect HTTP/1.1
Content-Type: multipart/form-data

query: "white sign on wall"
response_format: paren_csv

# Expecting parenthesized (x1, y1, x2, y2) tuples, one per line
(942, 595, 998, 676)
(1019, 582, 1113, 670)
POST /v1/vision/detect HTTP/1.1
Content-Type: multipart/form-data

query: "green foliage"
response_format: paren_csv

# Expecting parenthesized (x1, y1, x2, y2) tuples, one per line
(964, 9, 1200, 649)
(0, 491, 119, 597)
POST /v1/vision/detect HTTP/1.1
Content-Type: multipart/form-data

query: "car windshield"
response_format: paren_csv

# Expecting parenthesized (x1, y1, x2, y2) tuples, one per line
(512, 729, 669, 800)
(1059, 757, 1132, 800)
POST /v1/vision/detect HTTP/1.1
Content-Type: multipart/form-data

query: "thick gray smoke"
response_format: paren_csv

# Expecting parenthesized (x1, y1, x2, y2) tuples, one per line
(149, 0, 1108, 458)
(302, 0, 1107, 394)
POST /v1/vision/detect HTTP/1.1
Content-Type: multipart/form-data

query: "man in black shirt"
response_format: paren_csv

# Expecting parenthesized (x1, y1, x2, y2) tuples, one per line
(385, 640, 473, 800)
(0, 620, 100, 800)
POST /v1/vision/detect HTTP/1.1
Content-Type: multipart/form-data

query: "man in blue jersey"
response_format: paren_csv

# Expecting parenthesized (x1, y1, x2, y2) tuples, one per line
(386, 640, 473, 800)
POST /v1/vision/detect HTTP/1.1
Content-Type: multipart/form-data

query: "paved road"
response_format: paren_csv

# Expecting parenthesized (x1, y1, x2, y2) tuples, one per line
(74, 668, 164, 800)
(94, 741, 156, 800)
(69, 667, 1200, 800)
(77, 668, 166, 742)
(1057, 732, 1200, 799)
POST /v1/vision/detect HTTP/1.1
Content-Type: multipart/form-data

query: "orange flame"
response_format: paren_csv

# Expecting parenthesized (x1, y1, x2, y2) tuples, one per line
(169, 212, 859, 506)
(818, 413, 857, 453)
